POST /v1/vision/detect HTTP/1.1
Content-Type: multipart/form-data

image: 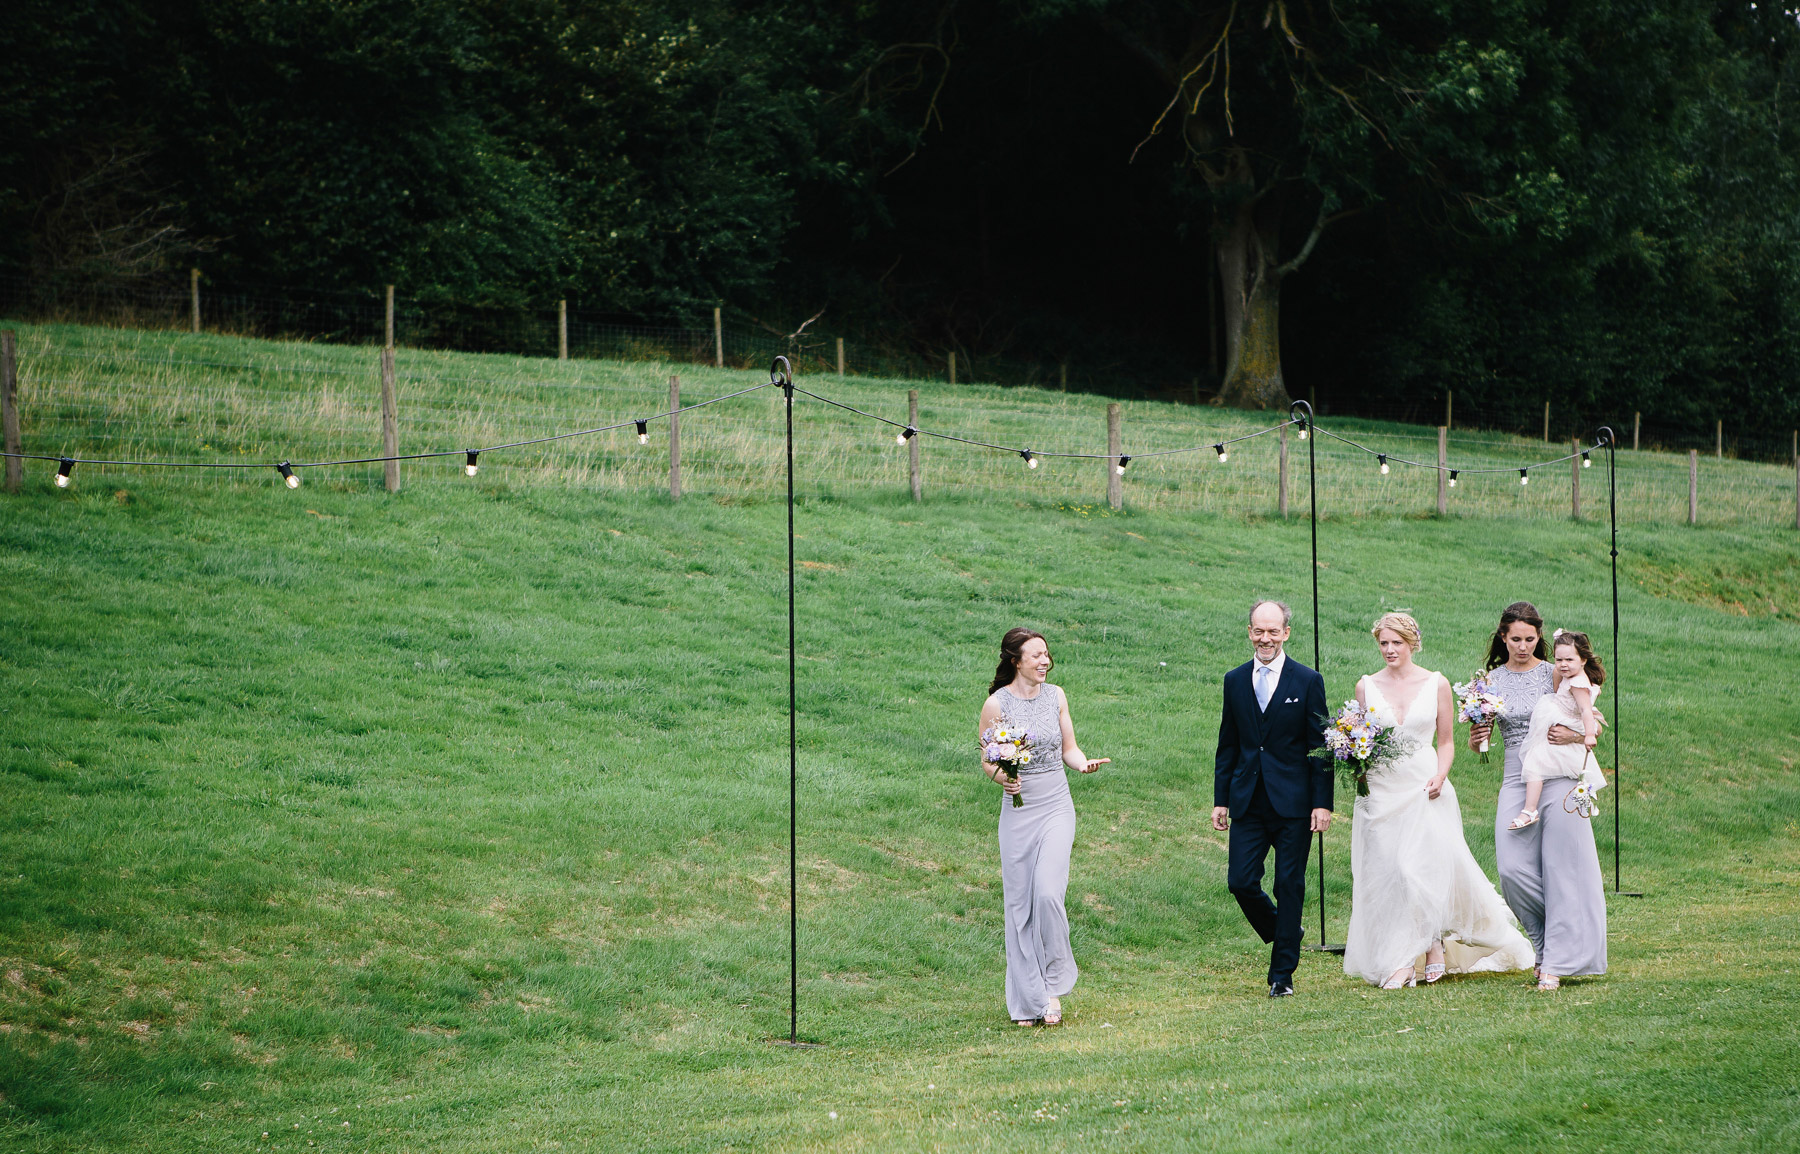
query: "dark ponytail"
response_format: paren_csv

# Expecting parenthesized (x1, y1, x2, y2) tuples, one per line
(1485, 601, 1549, 670)
(989, 627, 1050, 695)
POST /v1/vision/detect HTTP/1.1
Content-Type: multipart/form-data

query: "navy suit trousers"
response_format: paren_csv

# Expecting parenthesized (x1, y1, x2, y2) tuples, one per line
(1227, 777, 1313, 985)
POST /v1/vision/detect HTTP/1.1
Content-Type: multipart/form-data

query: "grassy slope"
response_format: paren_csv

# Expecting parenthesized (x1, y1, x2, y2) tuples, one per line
(2, 340, 1799, 1152)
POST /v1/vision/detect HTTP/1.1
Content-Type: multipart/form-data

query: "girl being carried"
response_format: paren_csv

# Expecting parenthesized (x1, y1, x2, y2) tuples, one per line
(1509, 629, 1605, 831)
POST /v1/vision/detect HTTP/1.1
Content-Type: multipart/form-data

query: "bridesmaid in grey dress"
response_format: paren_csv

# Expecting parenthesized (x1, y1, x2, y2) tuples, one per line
(980, 628, 1109, 1027)
(1471, 602, 1608, 985)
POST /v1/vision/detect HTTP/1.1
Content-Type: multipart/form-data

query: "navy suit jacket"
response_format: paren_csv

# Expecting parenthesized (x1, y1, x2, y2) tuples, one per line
(1213, 656, 1333, 820)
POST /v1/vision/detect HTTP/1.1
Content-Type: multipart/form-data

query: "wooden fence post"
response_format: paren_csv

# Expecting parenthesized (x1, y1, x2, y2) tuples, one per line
(1794, 444, 1798, 531)
(668, 375, 681, 500)
(713, 308, 723, 368)
(1543, 400, 1550, 443)
(385, 285, 395, 347)
(1688, 449, 1698, 525)
(381, 346, 399, 492)
(1437, 426, 1448, 516)
(2, 331, 19, 494)
(190, 268, 201, 334)
(836, 337, 845, 377)
(1570, 438, 1580, 519)
(908, 389, 922, 502)
(1279, 421, 1289, 518)
(1716, 419, 1723, 460)
(1634, 412, 1641, 451)
(1107, 403, 1123, 511)
(558, 300, 568, 361)
(948, 351, 957, 385)
(1444, 392, 1453, 430)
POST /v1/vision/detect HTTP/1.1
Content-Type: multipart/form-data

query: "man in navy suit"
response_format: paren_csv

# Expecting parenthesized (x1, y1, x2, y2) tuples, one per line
(1212, 599, 1333, 997)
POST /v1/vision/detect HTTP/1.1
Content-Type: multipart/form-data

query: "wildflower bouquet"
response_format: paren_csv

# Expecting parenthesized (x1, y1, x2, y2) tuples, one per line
(1452, 672, 1507, 762)
(1314, 700, 1413, 797)
(981, 721, 1036, 808)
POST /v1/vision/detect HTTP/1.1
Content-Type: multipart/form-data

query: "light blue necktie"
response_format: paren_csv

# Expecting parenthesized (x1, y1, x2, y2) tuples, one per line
(1256, 663, 1274, 712)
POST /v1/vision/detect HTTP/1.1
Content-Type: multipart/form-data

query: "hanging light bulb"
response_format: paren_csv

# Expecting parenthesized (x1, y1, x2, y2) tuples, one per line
(1582, 450, 1592, 468)
(635, 420, 649, 445)
(1378, 454, 1390, 475)
(465, 450, 480, 477)
(1020, 449, 1037, 469)
(896, 426, 917, 446)
(55, 457, 74, 488)
(1448, 470, 1459, 488)
(1115, 454, 1131, 476)
(1297, 420, 1309, 441)
(277, 461, 300, 489)
(1520, 468, 1529, 486)
(1214, 443, 1228, 463)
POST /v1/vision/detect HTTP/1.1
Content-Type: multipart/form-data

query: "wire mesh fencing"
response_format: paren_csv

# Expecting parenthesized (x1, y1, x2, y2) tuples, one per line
(7, 322, 1797, 530)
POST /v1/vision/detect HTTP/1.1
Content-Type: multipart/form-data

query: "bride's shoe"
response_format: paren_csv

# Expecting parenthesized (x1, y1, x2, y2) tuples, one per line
(1424, 963, 1447, 984)
(1381, 967, 1417, 990)
(1536, 974, 1561, 992)
(1508, 809, 1540, 830)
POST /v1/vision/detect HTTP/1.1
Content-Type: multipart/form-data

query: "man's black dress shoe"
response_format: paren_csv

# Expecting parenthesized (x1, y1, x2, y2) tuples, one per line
(1269, 982, 1295, 998)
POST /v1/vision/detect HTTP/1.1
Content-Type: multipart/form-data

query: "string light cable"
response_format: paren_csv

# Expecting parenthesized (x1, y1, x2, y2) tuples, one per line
(1306, 425, 1594, 480)
(788, 385, 1295, 463)
(0, 380, 779, 480)
(5, 367, 1611, 492)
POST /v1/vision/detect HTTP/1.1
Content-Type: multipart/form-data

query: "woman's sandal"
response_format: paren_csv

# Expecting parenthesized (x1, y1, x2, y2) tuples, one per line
(1381, 967, 1417, 990)
(1040, 998, 1063, 1027)
(1508, 809, 1540, 830)
(1424, 963, 1447, 984)
(1536, 974, 1561, 992)
(1014, 1018, 1040, 1027)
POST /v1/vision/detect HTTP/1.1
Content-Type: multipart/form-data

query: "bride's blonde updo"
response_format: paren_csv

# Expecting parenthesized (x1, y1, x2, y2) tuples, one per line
(1370, 611, 1422, 652)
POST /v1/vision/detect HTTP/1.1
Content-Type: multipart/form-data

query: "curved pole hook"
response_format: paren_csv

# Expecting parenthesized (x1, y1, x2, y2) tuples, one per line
(770, 356, 793, 387)
(1288, 398, 1314, 429)
(1593, 425, 1616, 450)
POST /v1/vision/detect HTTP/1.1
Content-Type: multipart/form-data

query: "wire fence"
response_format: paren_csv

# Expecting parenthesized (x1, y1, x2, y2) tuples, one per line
(8, 272, 1797, 461)
(5, 322, 1797, 530)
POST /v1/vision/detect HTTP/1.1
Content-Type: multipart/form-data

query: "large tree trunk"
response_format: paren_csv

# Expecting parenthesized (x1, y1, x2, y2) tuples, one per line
(1214, 196, 1292, 410)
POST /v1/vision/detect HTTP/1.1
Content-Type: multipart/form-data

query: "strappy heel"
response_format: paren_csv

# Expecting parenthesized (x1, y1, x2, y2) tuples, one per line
(1424, 963, 1447, 984)
(1381, 967, 1417, 990)
(1508, 809, 1540, 830)
(1536, 974, 1561, 992)
(1040, 997, 1063, 1027)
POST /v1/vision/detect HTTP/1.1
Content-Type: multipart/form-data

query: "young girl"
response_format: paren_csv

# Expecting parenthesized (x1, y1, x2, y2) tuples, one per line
(1509, 629, 1605, 830)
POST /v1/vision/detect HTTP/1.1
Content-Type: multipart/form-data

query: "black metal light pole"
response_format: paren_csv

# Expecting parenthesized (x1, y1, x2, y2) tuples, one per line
(1290, 401, 1341, 952)
(1595, 426, 1642, 897)
(777, 356, 800, 1041)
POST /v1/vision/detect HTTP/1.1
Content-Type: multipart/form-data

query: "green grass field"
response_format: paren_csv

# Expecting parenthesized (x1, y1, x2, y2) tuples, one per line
(3, 327, 1799, 1151)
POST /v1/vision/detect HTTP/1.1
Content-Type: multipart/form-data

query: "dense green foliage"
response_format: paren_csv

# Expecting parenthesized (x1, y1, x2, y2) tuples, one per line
(4, 2, 1799, 438)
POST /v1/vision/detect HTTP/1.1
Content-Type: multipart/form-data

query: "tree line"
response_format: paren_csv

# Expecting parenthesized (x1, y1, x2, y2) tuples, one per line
(4, 1, 1797, 441)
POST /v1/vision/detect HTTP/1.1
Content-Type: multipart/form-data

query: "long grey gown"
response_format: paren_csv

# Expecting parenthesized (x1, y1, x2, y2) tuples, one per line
(993, 684, 1078, 1021)
(1489, 662, 1608, 976)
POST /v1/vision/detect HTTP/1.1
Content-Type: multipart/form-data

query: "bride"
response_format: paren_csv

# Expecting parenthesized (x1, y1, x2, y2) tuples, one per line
(1344, 612, 1535, 988)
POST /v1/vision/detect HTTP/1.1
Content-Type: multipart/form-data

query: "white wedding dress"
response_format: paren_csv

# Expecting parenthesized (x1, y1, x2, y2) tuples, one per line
(1344, 675, 1536, 984)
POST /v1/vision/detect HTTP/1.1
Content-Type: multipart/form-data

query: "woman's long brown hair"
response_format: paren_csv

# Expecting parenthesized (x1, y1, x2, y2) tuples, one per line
(1484, 601, 1550, 670)
(989, 628, 1051, 695)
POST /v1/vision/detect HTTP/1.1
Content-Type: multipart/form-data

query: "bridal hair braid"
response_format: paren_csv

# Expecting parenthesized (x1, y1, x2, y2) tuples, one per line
(1485, 601, 1551, 669)
(1552, 629, 1607, 687)
(989, 628, 1051, 696)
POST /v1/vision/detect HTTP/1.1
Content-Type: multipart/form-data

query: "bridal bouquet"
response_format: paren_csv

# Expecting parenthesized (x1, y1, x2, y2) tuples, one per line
(1314, 700, 1411, 797)
(980, 721, 1036, 809)
(1453, 672, 1507, 763)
